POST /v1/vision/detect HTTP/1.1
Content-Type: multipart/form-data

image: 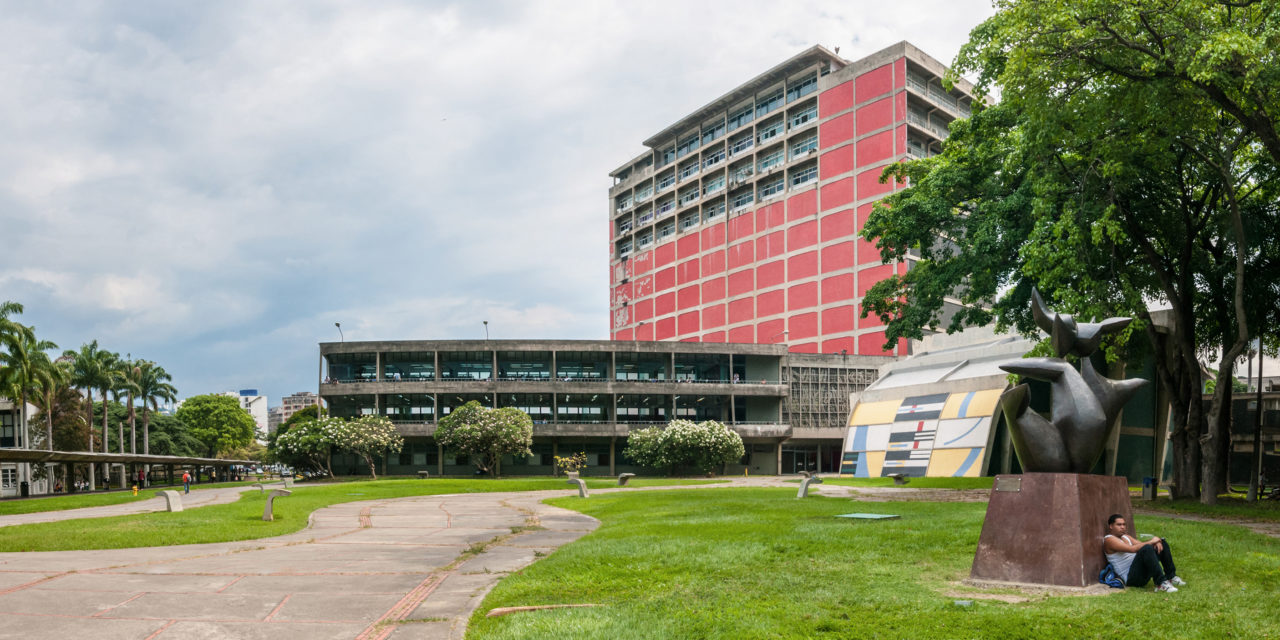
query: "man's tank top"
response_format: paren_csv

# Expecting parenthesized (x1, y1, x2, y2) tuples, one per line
(1104, 534, 1136, 581)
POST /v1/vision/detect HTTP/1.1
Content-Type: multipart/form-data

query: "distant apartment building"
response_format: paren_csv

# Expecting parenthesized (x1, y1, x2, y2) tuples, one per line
(608, 41, 974, 356)
(268, 391, 320, 434)
(221, 390, 268, 434)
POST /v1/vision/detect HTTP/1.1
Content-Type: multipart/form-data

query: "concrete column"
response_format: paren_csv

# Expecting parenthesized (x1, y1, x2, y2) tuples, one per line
(119, 465, 126, 489)
(609, 437, 616, 475)
(433, 351, 440, 381)
(552, 439, 559, 476)
(376, 352, 383, 382)
(551, 351, 557, 380)
(775, 441, 783, 475)
(437, 443, 444, 476)
(817, 444, 823, 473)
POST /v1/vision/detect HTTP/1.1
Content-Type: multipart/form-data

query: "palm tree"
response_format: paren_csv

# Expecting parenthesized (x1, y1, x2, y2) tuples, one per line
(64, 341, 115, 489)
(1, 325, 57, 492)
(135, 360, 176, 456)
(112, 357, 141, 454)
(32, 353, 70, 452)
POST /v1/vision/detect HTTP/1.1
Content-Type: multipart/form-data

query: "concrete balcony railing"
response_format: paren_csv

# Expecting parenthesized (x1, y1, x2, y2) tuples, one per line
(376, 421, 793, 439)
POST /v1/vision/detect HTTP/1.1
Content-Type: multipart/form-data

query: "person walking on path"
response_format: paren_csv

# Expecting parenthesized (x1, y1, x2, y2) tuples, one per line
(182, 471, 191, 494)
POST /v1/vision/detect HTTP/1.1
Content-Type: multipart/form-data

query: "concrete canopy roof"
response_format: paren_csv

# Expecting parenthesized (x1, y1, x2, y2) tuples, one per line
(0, 449, 255, 466)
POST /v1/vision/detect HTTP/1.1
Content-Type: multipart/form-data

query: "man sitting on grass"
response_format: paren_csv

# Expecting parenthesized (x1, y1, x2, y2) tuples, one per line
(1104, 514, 1186, 592)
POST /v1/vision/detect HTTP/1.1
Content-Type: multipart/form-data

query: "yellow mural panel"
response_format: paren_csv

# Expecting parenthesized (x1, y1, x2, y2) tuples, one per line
(926, 447, 986, 477)
(849, 399, 903, 426)
(862, 450, 885, 477)
(939, 388, 1005, 420)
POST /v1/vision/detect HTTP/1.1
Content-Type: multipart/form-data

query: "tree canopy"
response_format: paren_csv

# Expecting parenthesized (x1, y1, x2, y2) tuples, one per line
(175, 394, 259, 459)
(624, 420, 745, 475)
(434, 401, 533, 477)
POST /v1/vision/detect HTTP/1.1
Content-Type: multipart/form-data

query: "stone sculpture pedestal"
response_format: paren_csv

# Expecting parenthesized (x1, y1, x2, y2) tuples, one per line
(970, 473, 1132, 587)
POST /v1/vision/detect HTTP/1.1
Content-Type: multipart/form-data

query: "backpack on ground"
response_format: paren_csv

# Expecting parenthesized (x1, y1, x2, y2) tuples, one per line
(1099, 563, 1125, 589)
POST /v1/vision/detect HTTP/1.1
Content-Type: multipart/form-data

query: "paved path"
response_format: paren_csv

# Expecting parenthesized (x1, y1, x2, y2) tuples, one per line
(0, 489, 598, 639)
(0, 485, 267, 528)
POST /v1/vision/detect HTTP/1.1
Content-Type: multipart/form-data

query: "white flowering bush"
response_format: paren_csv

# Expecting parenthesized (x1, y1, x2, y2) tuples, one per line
(435, 401, 533, 477)
(333, 415, 404, 479)
(623, 419, 744, 475)
(271, 415, 403, 479)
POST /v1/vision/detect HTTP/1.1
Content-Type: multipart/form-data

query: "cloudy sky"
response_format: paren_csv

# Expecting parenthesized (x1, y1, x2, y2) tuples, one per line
(1, 0, 999, 406)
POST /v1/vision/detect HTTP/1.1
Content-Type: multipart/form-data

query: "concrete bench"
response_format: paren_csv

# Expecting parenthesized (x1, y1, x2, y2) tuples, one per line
(251, 483, 265, 493)
(282, 477, 294, 489)
(566, 477, 589, 498)
(263, 489, 292, 521)
(417, 470, 431, 479)
(617, 473, 636, 486)
(887, 473, 910, 486)
(160, 490, 184, 512)
(797, 475, 824, 498)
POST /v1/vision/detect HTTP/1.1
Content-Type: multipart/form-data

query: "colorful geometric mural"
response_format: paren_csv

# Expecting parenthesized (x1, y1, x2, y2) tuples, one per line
(842, 389, 1003, 478)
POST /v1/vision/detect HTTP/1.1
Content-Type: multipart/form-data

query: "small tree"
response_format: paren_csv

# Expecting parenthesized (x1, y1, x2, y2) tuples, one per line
(330, 415, 403, 479)
(624, 419, 744, 476)
(271, 416, 343, 477)
(175, 394, 258, 458)
(434, 401, 533, 477)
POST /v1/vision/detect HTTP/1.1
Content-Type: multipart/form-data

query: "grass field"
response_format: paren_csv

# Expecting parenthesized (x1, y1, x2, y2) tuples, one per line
(0, 477, 719, 552)
(800, 477, 995, 490)
(0, 481, 258, 516)
(468, 488, 1280, 639)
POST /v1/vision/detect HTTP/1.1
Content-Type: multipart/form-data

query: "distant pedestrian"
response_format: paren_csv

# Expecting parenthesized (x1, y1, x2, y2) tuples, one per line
(182, 471, 191, 494)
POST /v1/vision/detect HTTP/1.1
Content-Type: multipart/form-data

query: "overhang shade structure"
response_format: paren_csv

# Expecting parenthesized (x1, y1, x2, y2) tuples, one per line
(841, 333, 1035, 479)
(0, 449, 254, 467)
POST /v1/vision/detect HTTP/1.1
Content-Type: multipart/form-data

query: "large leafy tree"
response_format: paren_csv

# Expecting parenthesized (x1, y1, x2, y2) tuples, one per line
(331, 415, 404, 479)
(134, 360, 177, 456)
(863, 0, 1280, 503)
(435, 401, 533, 477)
(175, 394, 258, 459)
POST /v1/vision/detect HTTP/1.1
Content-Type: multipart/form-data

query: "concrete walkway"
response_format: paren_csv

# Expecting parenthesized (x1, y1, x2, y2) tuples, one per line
(0, 485, 266, 528)
(0, 488, 598, 639)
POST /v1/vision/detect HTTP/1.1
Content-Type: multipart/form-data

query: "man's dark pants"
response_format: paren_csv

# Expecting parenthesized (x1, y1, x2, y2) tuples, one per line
(1125, 540, 1176, 587)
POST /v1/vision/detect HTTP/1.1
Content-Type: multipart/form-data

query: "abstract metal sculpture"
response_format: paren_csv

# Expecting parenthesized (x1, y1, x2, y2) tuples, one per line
(996, 290, 1146, 473)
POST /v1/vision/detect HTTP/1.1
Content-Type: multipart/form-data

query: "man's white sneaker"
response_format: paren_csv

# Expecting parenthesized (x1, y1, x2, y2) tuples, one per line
(1156, 581, 1179, 593)
(1169, 576, 1187, 587)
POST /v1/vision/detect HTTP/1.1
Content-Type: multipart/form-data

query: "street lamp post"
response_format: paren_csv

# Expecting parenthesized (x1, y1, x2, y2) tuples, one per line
(335, 322, 343, 342)
(483, 320, 489, 340)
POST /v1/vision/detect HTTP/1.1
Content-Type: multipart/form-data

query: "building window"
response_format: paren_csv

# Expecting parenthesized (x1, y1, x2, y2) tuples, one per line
(756, 117, 784, 144)
(678, 160, 700, 181)
(680, 212, 700, 231)
(703, 174, 725, 195)
(658, 222, 676, 239)
(704, 201, 726, 221)
(786, 74, 817, 103)
(618, 240, 633, 257)
(758, 176, 785, 199)
(728, 104, 754, 131)
(755, 89, 783, 118)
(731, 188, 755, 211)
(657, 171, 676, 191)
(676, 133, 700, 158)
(757, 148, 784, 172)
(701, 121, 726, 145)
(635, 184, 653, 202)
(789, 134, 818, 159)
(616, 220, 633, 235)
(0, 468, 14, 490)
(703, 147, 726, 168)
(659, 145, 675, 166)
(679, 186, 700, 206)
(729, 131, 754, 156)
(656, 197, 675, 217)
(788, 102, 817, 129)
(790, 163, 818, 187)
(637, 231, 653, 248)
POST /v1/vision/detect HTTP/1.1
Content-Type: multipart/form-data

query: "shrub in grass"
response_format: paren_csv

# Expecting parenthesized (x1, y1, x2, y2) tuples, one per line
(624, 420, 744, 475)
(436, 402, 534, 477)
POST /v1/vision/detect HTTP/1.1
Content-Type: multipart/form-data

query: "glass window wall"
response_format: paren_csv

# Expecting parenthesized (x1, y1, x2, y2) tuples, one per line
(555, 351, 609, 380)
(615, 352, 668, 381)
(326, 352, 376, 382)
(382, 393, 435, 422)
(499, 393, 553, 423)
(616, 394, 668, 423)
(674, 353, 731, 382)
(675, 394, 729, 422)
(329, 394, 376, 419)
(556, 393, 608, 423)
(439, 351, 493, 380)
(382, 351, 434, 381)
(498, 351, 551, 380)
(439, 393, 494, 416)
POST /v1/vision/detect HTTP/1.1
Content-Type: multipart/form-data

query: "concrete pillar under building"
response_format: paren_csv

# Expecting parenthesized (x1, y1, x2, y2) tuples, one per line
(437, 443, 444, 476)
(552, 439, 559, 476)
(775, 441, 783, 475)
(609, 437, 616, 475)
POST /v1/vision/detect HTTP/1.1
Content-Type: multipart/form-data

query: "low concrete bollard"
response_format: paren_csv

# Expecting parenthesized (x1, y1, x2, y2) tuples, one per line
(797, 475, 824, 498)
(416, 470, 430, 479)
(566, 477, 589, 498)
(263, 489, 292, 521)
(252, 483, 265, 493)
(887, 473, 910, 486)
(283, 477, 294, 489)
(160, 490, 184, 512)
(617, 473, 636, 486)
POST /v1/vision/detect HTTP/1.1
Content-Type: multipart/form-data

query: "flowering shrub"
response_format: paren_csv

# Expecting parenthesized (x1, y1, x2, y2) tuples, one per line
(333, 415, 404, 479)
(271, 415, 403, 479)
(623, 419, 744, 475)
(435, 401, 533, 477)
(554, 452, 588, 474)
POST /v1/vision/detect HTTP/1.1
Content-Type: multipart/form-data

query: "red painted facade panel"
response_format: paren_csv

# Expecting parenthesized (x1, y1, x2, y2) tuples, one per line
(702, 331, 725, 343)
(680, 336, 700, 342)
(655, 317, 676, 340)
(819, 80, 854, 118)
(895, 58, 906, 88)
(633, 250, 653, 276)
(654, 292, 675, 317)
(855, 63, 893, 103)
(819, 144, 855, 180)
(677, 234, 700, 258)
(727, 269, 755, 297)
(857, 237, 881, 265)
(756, 259, 786, 289)
(789, 342, 819, 354)
(758, 289, 785, 317)
(856, 167, 894, 200)
(701, 250, 725, 275)
(820, 209, 854, 243)
(896, 91, 907, 121)
(821, 242, 856, 273)
(702, 303, 725, 329)
(678, 284, 699, 309)
(859, 331, 892, 356)
(726, 241, 754, 270)
(859, 304, 884, 327)
(787, 220, 818, 251)
(653, 241, 676, 268)
(655, 267, 676, 292)
(855, 130, 895, 167)
(788, 282, 818, 311)
(789, 312, 819, 340)
(819, 112, 854, 150)
(633, 297, 653, 322)
(822, 305, 856, 334)
(822, 336, 857, 354)
(612, 282, 632, 307)
(821, 273, 855, 304)
(820, 177, 854, 210)
(788, 250, 819, 280)
(678, 310, 700, 336)
(702, 277, 726, 303)
(858, 264, 894, 296)
(728, 297, 754, 324)
(856, 202, 876, 230)
(677, 258, 700, 285)
(634, 274, 654, 298)
(637, 322, 654, 341)
(613, 329, 632, 341)
(758, 230, 787, 260)
(756, 202, 786, 231)
(787, 190, 818, 221)
(757, 318, 785, 344)
(855, 97, 894, 136)
(702, 222, 726, 247)
(729, 213, 755, 241)
(727, 325, 754, 343)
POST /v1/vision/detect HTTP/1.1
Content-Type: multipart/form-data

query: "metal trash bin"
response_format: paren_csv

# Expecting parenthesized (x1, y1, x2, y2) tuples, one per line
(19, 481, 29, 498)
(1142, 476, 1155, 501)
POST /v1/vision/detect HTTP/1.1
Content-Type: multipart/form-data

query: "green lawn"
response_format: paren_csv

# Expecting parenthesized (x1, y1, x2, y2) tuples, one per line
(0, 481, 258, 516)
(468, 488, 1280, 639)
(1135, 495, 1280, 522)
(0, 477, 718, 552)
(802, 477, 995, 490)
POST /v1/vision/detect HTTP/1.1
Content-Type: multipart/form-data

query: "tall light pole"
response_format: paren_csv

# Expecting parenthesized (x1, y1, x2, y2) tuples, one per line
(335, 322, 343, 342)
(483, 320, 489, 340)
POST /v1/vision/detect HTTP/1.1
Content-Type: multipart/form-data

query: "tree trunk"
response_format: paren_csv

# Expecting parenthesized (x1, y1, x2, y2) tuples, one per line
(45, 389, 54, 452)
(1201, 356, 1240, 505)
(128, 391, 136, 454)
(365, 454, 378, 480)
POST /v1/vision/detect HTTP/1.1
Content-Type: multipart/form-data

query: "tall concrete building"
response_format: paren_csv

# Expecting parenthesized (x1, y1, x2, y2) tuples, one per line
(268, 391, 320, 434)
(608, 42, 974, 356)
